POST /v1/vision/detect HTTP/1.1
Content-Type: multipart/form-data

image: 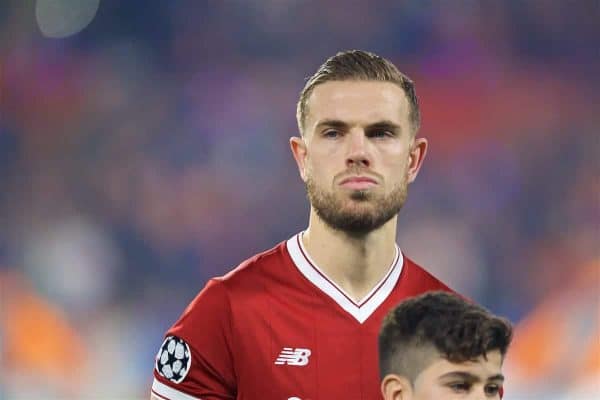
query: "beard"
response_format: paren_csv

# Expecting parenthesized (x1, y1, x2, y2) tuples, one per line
(305, 174, 408, 236)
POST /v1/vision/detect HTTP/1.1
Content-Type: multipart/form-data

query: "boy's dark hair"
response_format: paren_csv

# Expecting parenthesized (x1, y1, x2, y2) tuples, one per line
(379, 291, 513, 382)
(296, 50, 420, 135)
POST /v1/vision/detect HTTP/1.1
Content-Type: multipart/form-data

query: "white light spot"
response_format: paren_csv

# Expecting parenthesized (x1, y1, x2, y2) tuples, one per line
(36, 0, 101, 38)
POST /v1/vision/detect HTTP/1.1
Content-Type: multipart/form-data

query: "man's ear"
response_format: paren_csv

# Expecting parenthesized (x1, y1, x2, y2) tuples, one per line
(381, 374, 412, 400)
(406, 137, 427, 184)
(290, 136, 308, 182)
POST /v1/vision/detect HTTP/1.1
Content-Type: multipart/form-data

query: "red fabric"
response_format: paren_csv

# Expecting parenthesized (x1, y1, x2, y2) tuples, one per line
(153, 239, 453, 399)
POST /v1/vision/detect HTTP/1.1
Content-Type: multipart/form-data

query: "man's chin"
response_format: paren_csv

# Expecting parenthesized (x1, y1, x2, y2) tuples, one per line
(348, 190, 372, 201)
(327, 216, 384, 236)
(314, 203, 398, 235)
(339, 200, 377, 213)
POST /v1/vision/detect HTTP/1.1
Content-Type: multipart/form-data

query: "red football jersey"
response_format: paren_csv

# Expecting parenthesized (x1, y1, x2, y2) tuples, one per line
(152, 233, 452, 400)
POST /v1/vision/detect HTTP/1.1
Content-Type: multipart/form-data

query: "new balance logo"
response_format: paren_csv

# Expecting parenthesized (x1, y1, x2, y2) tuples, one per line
(274, 347, 311, 366)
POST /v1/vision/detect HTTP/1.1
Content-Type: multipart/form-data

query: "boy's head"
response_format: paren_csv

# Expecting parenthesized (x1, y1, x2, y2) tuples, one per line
(379, 291, 513, 400)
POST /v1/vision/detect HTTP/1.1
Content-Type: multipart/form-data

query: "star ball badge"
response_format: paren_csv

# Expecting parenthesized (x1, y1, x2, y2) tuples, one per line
(155, 336, 192, 383)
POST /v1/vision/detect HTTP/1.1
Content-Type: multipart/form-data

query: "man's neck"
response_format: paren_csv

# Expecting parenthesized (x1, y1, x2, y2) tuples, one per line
(301, 211, 399, 303)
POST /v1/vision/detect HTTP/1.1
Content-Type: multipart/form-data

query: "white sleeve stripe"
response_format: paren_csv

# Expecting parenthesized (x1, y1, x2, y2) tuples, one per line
(152, 379, 202, 400)
(151, 389, 170, 400)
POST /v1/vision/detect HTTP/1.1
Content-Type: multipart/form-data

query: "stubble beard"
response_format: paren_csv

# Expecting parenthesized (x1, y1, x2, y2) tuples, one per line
(305, 175, 408, 237)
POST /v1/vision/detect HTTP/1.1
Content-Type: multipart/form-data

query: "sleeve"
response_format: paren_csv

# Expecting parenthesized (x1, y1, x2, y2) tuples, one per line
(152, 279, 236, 400)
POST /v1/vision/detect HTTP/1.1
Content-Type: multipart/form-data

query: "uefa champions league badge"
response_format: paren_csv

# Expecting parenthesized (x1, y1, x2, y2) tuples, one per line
(155, 336, 192, 383)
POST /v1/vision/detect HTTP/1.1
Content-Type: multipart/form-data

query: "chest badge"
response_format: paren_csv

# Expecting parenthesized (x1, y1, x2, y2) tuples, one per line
(274, 347, 312, 366)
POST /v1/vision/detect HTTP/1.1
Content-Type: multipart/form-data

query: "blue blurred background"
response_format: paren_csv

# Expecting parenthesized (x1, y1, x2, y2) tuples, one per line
(1, 1, 598, 399)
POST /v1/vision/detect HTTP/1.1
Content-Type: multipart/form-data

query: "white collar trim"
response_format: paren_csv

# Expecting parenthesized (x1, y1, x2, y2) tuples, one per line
(286, 232, 403, 324)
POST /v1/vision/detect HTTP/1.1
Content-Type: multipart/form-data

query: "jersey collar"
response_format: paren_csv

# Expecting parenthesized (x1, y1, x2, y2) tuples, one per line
(286, 232, 403, 324)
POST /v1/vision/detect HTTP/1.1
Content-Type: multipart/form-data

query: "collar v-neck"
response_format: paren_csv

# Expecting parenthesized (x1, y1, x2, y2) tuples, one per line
(286, 232, 403, 324)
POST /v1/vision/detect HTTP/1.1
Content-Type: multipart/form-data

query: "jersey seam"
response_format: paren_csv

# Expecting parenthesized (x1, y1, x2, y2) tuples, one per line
(220, 278, 239, 395)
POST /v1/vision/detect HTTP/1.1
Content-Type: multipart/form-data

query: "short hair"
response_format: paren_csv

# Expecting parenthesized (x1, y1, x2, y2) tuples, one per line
(296, 50, 420, 135)
(378, 291, 513, 382)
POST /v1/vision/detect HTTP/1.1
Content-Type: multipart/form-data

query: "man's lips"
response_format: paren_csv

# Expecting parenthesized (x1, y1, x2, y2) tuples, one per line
(339, 176, 378, 189)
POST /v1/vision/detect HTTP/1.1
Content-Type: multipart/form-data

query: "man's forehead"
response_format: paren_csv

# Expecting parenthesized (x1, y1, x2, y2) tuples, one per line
(305, 80, 409, 129)
(309, 80, 406, 101)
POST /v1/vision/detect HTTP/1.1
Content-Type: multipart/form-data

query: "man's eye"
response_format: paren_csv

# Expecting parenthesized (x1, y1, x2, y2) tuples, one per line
(484, 384, 500, 397)
(449, 382, 471, 393)
(368, 130, 391, 138)
(323, 130, 340, 138)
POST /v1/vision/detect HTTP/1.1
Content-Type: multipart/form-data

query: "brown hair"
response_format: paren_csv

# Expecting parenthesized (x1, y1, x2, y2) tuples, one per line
(296, 50, 420, 135)
(379, 291, 513, 382)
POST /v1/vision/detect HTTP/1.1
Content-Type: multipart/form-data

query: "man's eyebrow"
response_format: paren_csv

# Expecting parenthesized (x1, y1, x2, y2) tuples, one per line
(314, 119, 350, 130)
(437, 371, 505, 383)
(314, 119, 402, 132)
(366, 120, 403, 132)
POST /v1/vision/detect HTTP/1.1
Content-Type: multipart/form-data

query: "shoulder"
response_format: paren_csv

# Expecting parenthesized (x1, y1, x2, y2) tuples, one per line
(167, 240, 293, 342)
(401, 253, 456, 293)
(167, 242, 289, 333)
(187, 239, 290, 305)
(217, 239, 290, 287)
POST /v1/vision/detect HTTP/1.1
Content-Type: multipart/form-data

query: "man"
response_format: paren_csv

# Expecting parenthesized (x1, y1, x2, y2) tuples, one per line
(379, 291, 513, 400)
(151, 50, 453, 400)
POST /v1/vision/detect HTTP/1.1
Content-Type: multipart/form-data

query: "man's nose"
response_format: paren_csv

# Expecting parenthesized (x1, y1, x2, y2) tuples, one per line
(470, 390, 489, 400)
(345, 131, 371, 168)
